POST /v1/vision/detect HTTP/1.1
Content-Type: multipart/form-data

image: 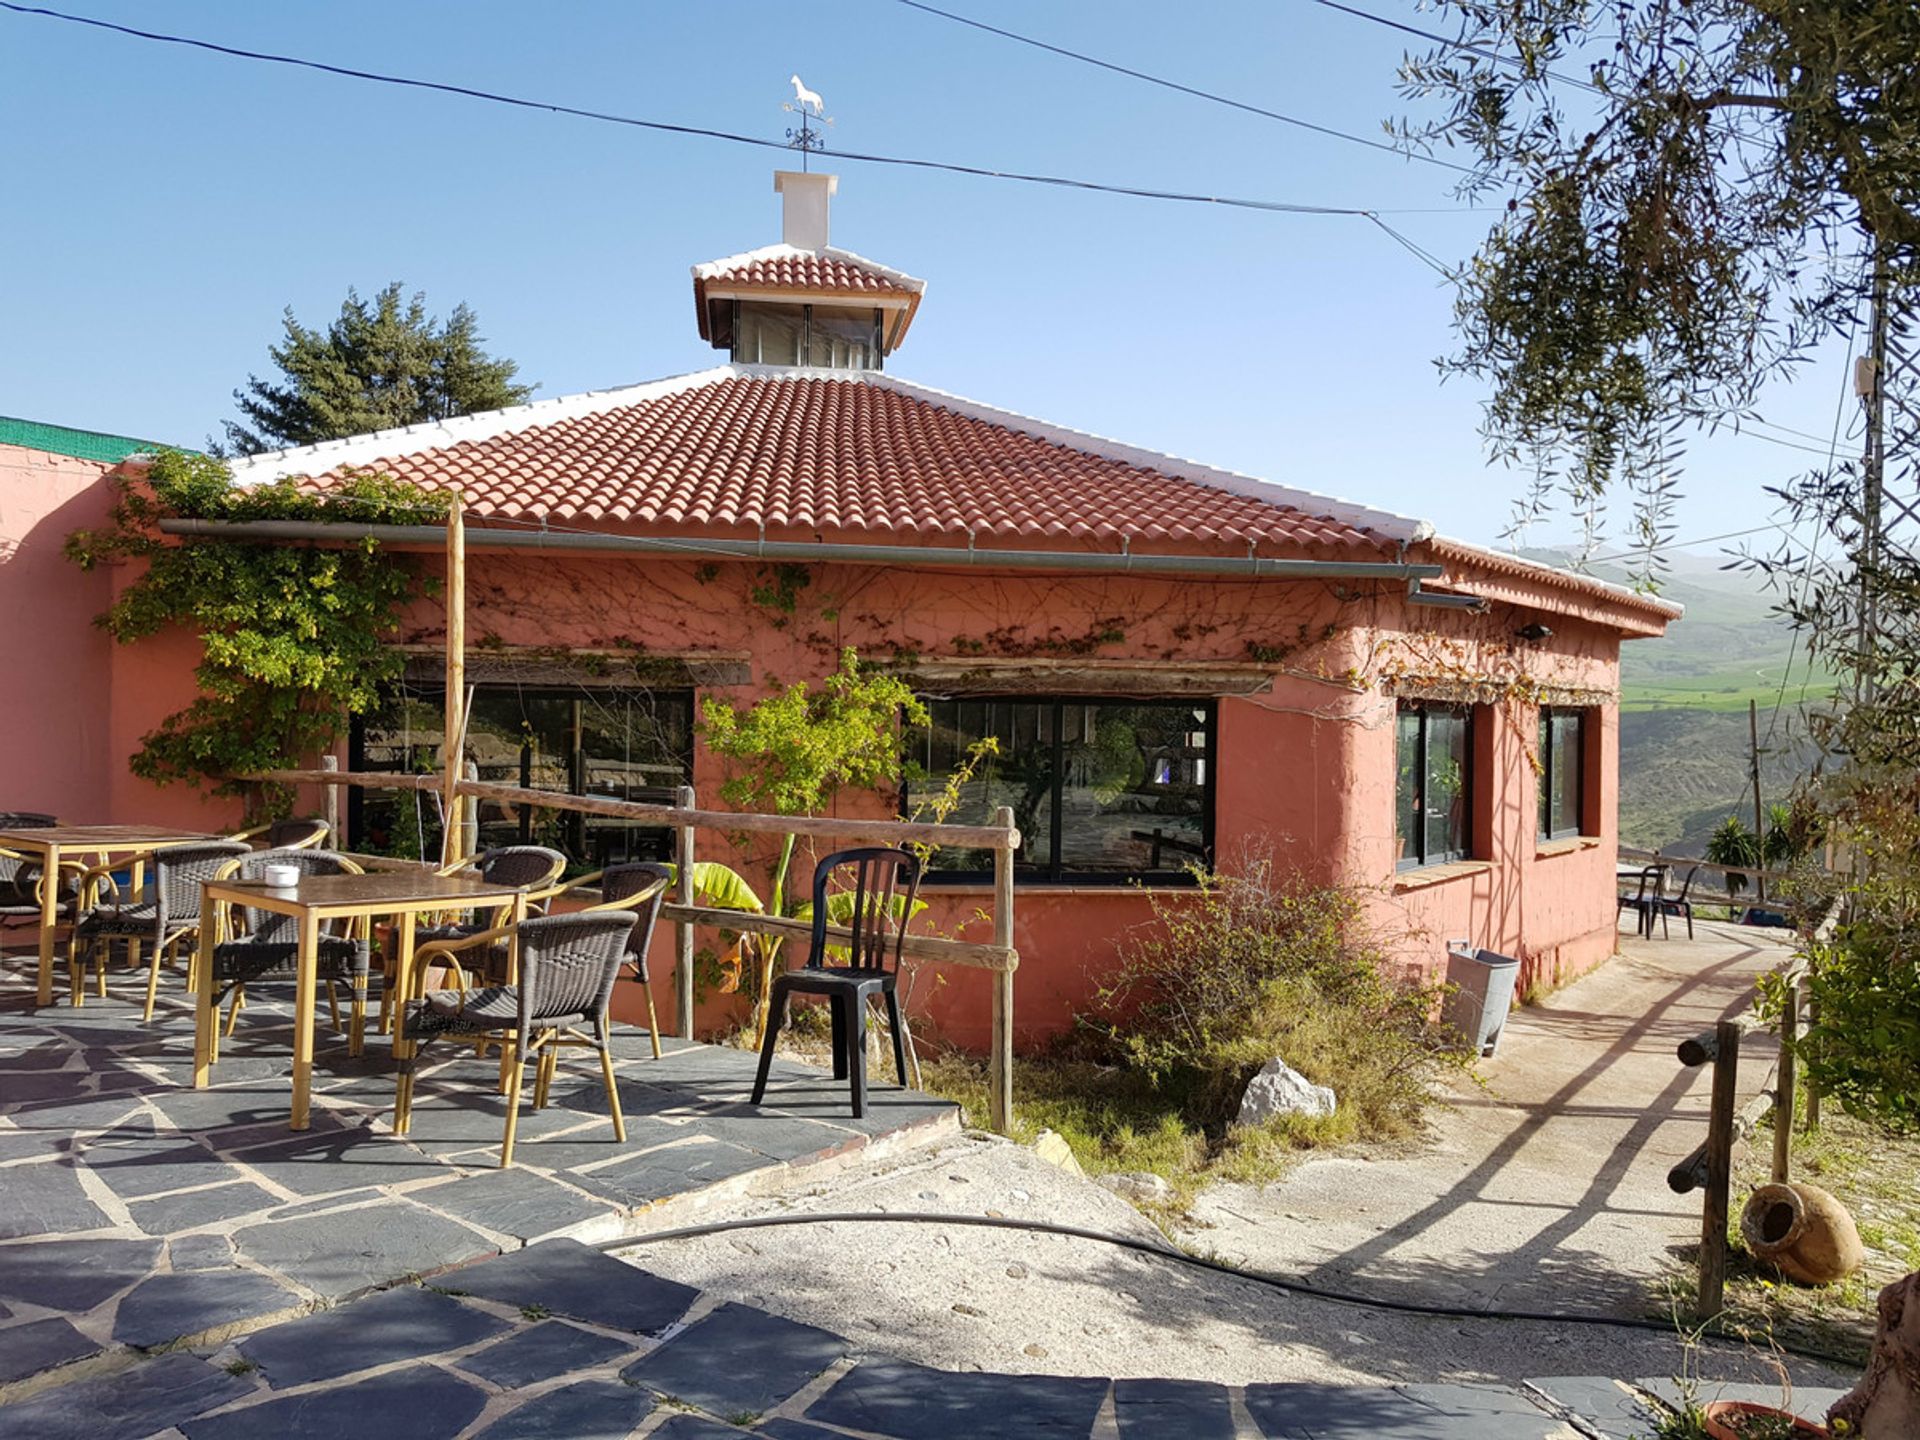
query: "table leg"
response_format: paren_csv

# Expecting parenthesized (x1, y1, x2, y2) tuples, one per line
(289, 910, 320, 1131)
(392, 911, 418, 1134)
(192, 919, 215, 1089)
(35, 842, 58, 1006)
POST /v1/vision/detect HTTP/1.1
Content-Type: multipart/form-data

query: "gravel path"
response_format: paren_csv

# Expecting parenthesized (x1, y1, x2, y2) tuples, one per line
(623, 921, 1858, 1394)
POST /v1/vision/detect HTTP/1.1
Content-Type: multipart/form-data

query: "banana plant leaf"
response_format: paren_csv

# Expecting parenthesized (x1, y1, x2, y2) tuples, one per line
(661, 861, 765, 913)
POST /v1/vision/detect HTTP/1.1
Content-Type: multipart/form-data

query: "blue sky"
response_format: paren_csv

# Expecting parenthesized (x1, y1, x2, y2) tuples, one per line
(0, 0, 1861, 553)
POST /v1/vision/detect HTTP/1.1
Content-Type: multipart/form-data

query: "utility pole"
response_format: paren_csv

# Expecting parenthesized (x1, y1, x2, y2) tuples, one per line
(1856, 245, 1890, 708)
(1749, 697, 1767, 905)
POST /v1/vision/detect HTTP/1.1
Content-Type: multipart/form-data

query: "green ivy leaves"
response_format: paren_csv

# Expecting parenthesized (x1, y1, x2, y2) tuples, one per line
(66, 450, 445, 799)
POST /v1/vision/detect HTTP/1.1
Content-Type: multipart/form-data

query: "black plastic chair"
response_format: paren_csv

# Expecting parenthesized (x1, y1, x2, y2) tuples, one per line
(1658, 864, 1701, 940)
(70, 841, 251, 1016)
(395, 910, 640, 1166)
(1617, 865, 1664, 939)
(206, 848, 372, 1058)
(752, 847, 922, 1119)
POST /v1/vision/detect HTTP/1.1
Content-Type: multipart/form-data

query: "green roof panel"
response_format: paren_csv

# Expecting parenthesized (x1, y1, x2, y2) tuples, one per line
(0, 415, 184, 465)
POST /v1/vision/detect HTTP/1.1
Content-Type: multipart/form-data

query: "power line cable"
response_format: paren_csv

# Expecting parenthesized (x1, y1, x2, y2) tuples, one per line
(890, 0, 1479, 176)
(1307, 0, 1604, 95)
(0, 0, 1467, 234)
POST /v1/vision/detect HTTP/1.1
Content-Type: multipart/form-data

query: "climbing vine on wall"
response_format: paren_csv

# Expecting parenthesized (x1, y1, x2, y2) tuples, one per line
(65, 449, 446, 798)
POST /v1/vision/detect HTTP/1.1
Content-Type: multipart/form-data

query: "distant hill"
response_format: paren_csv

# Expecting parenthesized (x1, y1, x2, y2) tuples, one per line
(1517, 547, 1831, 853)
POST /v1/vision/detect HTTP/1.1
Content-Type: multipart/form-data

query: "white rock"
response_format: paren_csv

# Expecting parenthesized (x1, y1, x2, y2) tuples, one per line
(1031, 1129, 1085, 1178)
(1097, 1171, 1173, 1203)
(1237, 1058, 1336, 1125)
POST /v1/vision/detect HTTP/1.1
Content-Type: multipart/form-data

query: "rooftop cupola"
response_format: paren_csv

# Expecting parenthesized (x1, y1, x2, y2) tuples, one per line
(692, 171, 926, 371)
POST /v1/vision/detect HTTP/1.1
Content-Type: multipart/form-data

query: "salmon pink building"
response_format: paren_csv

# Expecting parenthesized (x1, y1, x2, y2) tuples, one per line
(3, 174, 1678, 1050)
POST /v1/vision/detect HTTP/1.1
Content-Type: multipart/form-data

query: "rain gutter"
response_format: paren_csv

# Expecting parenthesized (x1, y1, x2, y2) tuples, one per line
(156, 519, 1448, 583)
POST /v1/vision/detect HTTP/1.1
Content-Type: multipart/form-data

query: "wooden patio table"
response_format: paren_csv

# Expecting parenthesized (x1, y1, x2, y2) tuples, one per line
(1, 824, 222, 1007)
(192, 870, 525, 1131)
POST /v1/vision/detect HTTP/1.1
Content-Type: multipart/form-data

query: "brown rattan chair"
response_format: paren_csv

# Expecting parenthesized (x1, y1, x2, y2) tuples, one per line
(70, 841, 251, 1016)
(551, 861, 671, 1059)
(205, 848, 372, 1058)
(226, 817, 330, 849)
(1, 817, 80, 955)
(374, 845, 567, 1035)
(395, 910, 640, 1166)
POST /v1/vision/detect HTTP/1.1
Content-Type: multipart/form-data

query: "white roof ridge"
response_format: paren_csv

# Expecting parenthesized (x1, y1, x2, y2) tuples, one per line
(690, 242, 927, 293)
(225, 366, 746, 486)
(860, 371, 1433, 545)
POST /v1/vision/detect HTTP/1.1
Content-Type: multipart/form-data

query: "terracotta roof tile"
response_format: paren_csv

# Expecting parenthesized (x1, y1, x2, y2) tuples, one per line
(287, 371, 1401, 555)
(698, 250, 919, 298)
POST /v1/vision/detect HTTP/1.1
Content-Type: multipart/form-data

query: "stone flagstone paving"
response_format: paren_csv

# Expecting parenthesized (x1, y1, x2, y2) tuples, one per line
(0, 955, 1851, 1437)
(0, 951, 952, 1396)
(0, 1236, 1850, 1438)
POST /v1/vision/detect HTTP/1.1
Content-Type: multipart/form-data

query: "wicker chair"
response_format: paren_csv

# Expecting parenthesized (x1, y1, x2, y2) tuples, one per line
(1, 817, 77, 954)
(1, 812, 61, 911)
(228, 817, 331, 851)
(552, 861, 671, 1059)
(205, 848, 372, 1058)
(69, 841, 251, 1017)
(752, 847, 922, 1119)
(395, 911, 640, 1167)
(374, 845, 567, 1036)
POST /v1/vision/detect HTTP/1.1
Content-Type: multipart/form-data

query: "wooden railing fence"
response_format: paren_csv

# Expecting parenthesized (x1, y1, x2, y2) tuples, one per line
(1667, 964, 1812, 1320)
(248, 766, 1022, 1133)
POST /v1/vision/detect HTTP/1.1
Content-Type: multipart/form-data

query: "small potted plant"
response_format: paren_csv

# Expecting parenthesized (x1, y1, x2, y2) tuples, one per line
(1700, 1399, 1829, 1439)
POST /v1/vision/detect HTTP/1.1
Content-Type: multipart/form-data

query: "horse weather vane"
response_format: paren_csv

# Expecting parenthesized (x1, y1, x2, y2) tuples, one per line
(784, 74, 831, 171)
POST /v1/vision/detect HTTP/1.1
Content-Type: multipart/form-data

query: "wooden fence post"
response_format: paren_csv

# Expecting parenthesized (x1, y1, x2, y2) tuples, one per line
(320, 754, 339, 841)
(989, 804, 1015, 1136)
(1773, 981, 1799, 1181)
(1698, 1018, 1741, 1321)
(1803, 992, 1821, 1130)
(674, 784, 695, 1041)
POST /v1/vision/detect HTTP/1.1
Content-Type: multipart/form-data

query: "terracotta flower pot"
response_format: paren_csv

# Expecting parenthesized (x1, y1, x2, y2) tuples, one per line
(1701, 1399, 1829, 1439)
(1739, 1181, 1865, 1286)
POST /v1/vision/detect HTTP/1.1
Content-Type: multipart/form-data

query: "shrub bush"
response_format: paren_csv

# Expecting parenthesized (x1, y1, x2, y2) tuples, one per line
(1086, 851, 1461, 1135)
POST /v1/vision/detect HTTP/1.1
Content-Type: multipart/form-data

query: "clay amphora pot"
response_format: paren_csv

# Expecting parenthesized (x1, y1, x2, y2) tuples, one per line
(1739, 1181, 1864, 1286)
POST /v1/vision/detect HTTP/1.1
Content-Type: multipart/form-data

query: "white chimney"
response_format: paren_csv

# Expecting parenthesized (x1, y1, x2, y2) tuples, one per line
(774, 170, 837, 251)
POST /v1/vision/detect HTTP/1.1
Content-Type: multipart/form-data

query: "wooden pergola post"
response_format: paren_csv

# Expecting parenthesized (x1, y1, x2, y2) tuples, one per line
(990, 804, 1015, 1135)
(674, 784, 696, 1040)
(441, 493, 465, 866)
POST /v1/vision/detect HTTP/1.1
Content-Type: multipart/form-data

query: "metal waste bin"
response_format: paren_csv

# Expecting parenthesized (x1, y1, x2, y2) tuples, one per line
(1442, 943, 1521, 1057)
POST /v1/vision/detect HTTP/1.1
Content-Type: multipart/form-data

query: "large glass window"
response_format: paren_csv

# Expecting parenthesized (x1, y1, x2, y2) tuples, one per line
(1538, 707, 1588, 841)
(349, 684, 694, 869)
(904, 698, 1214, 882)
(1396, 701, 1473, 869)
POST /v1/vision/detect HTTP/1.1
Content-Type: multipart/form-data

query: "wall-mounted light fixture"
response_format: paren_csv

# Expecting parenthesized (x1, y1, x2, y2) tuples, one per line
(1516, 622, 1554, 642)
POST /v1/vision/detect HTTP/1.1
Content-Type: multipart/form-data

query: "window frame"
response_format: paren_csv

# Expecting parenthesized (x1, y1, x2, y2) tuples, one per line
(347, 682, 696, 868)
(1537, 705, 1589, 842)
(1395, 700, 1476, 871)
(903, 694, 1218, 887)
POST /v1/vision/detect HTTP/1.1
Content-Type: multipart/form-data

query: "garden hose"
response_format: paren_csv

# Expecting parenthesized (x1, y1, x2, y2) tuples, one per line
(594, 1210, 1865, 1371)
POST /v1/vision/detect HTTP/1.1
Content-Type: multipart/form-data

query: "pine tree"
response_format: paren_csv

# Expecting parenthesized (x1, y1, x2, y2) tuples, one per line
(220, 282, 533, 454)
